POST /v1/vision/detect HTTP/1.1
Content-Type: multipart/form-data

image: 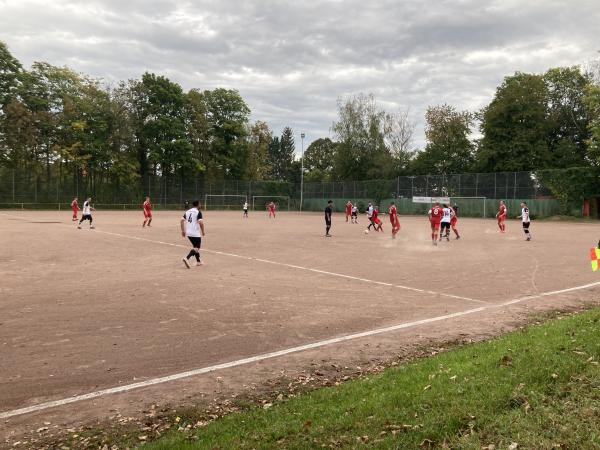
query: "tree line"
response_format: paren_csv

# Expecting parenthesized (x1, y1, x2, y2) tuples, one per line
(2, 40, 600, 196)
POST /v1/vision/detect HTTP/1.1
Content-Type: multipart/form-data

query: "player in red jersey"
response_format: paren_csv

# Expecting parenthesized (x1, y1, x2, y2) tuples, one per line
(70, 197, 79, 221)
(142, 196, 153, 227)
(450, 204, 460, 239)
(428, 201, 443, 245)
(345, 201, 353, 222)
(371, 206, 384, 232)
(389, 201, 400, 238)
(268, 201, 276, 218)
(496, 200, 507, 232)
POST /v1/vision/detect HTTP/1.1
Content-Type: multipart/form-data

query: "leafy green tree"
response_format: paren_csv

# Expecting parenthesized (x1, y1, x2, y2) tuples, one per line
(544, 67, 591, 167)
(331, 93, 394, 180)
(0, 41, 22, 108)
(476, 72, 551, 172)
(243, 121, 272, 180)
(584, 82, 600, 165)
(303, 137, 336, 182)
(411, 104, 474, 175)
(268, 126, 295, 181)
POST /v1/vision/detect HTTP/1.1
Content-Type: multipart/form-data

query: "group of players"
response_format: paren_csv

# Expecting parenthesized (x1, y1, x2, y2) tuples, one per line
(68, 195, 532, 270)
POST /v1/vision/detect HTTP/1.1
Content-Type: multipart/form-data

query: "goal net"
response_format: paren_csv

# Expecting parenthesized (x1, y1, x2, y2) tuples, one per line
(204, 194, 248, 210)
(252, 195, 290, 211)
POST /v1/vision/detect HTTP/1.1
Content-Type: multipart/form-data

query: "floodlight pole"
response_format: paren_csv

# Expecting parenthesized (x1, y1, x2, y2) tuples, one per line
(300, 133, 305, 212)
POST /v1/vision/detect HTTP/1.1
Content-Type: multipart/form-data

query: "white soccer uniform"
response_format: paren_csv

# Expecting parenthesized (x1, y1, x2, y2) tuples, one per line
(243, 202, 248, 210)
(521, 207, 530, 223)
(351, 206, 358, 214)
(183, 208, 203, 237)
(82, 201, 91, 215)
(441, 207, 451, 223)
(367, 205, 373, 218)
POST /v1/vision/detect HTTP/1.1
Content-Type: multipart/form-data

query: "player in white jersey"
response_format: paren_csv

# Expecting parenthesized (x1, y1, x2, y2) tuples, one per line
(517, 202, 531, 241)
(77, 198, 95, 229)
(180, 200, 205, 268)
(351, 205, 358, 223)
(439, 204, 452, 241)
(243, 201, 249, 218)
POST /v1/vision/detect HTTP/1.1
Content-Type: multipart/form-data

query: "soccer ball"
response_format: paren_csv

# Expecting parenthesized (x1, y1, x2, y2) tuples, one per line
(364, 229, 369, 234)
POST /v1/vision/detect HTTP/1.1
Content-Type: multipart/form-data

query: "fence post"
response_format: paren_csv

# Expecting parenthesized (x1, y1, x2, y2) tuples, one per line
(426, 176, 429, 197)
(458, 174, 461, 197)
(12, 169, 15, 202)
(396, 176, 400, 197)
(475, 173, 478, 197)
(513, 172, 517, 199)
(494, 173, 497, 199)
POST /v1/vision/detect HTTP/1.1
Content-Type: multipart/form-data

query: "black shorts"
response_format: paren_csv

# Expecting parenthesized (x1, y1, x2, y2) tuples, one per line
(188, 236, 202, 248)
(441, 222, 450, 230)
(351, 212, 357, 217)
(81, 214, 92, 221)
(325, 219, 332, 226)
(522, 222, 530, 229)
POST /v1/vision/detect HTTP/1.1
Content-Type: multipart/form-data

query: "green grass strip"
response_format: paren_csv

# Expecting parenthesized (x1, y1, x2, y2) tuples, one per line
(143, 309, 600, 449)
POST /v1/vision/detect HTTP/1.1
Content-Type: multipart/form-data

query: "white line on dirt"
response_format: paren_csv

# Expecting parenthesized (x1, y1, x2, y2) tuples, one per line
(2, 278, 600, 420)
(2, 214, 600, 419)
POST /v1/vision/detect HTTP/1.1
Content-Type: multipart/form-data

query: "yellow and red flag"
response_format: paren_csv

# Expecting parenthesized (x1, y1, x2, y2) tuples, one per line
(590, 248, 600, 271)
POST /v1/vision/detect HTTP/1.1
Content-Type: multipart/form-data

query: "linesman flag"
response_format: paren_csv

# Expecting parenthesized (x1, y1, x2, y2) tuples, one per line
(590, 247, 600, 272)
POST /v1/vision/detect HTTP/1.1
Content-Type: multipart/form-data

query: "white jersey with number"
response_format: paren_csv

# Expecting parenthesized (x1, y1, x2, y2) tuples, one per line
(243, 202, 248, 211)
(83, 201, 91, 215)
(183, 207, 203, 237)
(441, 207, 452, 223)
(367, 205, 373, 218)
(521, 207, 530, 223)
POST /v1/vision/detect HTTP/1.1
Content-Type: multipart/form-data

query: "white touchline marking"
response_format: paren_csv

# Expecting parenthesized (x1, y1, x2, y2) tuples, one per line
(2, 279, 600, 420)
(2, 213, 600, 419)
(94, 230, 488, 305)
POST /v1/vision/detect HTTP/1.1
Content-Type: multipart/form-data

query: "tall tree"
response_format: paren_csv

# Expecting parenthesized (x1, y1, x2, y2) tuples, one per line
(544, 66, 591, 167)
(476, 72, 551, 172)
(268, 126, 295, 181)
(243, 121, 272, 180)
(0, 41, 22, 109)
(303, 137, 336, 181)
(411, 104, 474, 175)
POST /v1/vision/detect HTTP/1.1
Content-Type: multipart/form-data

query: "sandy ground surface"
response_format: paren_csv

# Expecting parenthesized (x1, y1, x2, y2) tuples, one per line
(1, 209, 599, 448)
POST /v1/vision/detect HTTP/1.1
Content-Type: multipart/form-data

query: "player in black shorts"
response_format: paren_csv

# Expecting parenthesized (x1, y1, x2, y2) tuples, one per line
(324, 200, 333, 237)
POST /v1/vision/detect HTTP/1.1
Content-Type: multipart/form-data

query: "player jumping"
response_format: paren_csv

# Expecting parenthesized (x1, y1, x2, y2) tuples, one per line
(518, 202, 531, 241)
(496, 200, 507, 233)
(142, 196, 152, 227)
(428, 201, 443, 245)
(70, 197, 78, 221)
(181, 200, 205, 268)
(77, 198, 95, 229)
(389, 201, 400, 238)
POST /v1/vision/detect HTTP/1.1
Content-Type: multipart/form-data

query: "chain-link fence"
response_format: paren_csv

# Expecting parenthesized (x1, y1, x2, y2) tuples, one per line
(0, 168, 597, 217)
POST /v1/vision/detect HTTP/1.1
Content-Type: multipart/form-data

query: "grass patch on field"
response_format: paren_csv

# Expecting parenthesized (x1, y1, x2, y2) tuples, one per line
(143, 309, 600, 449)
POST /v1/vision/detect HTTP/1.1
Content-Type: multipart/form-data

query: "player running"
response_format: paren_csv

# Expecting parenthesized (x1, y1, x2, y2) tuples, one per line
(450, 204, 460, 239)
(351, 204, 358, 224)
(142, 196, 152, 227)
(325, 200, 333, 237)
(439, 204, 452, 241)
(517, 202, 532, 241)
(366, 203, 375, 231)
(496, 200, 507, 233)
(70, 197, 79, 221)
(268, 201, 276, 218)
(428, 201, 443, 245)
(345, 201, 353, 222)
(243, 201, 249, 218)
(389, 201, 400, 238)
(181, 200, 205, 268)
(77, 198, 95, 229)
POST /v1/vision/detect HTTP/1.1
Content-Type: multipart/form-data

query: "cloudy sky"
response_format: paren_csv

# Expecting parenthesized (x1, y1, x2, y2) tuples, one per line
(1, 0, 599, 150)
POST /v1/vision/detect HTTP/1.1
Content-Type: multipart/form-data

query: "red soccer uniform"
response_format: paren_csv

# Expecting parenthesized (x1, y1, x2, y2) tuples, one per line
(71, 199, 78, 211)
(429, 205, 443, 224)
(372, 209, 382, 225)
(450, 208, 458, 226)
(143, 200, 152, 218)
(389, 205, 398, 225)
(497, 204, 506, 220)
(345, 203, 352, 216)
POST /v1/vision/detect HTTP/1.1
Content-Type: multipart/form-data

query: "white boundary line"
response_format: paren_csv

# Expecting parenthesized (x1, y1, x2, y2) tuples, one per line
(2, 279, 600, 420)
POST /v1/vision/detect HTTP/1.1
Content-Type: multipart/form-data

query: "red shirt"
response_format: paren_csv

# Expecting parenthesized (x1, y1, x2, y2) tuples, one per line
(71, 200, 78, 209)
(143, 200, 152, 213)
(269, 203, 275, 211)
(498, 205, 506, 216)
(389, 205, 398, 223)
(429, 205, 443, 223)
(345, 203, 352, 214)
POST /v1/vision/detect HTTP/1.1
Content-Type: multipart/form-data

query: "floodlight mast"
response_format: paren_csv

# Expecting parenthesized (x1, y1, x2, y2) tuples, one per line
(300, 133, 305, 212)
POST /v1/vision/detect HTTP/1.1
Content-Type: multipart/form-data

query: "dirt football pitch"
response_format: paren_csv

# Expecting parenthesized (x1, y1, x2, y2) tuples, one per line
(1, 209, 599, 444)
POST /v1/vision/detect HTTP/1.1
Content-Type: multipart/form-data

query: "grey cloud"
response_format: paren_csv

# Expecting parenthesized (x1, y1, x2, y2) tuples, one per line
(1, 0, 599, 149)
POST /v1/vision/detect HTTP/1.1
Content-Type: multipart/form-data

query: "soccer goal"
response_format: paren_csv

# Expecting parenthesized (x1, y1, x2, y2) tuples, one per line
(204, 194, 248, 211)
(252, 195, 290, 211)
